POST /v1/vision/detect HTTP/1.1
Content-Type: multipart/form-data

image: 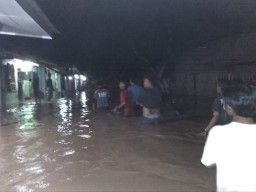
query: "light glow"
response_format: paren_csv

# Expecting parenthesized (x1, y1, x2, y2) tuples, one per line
(12, 59, 39, 72)
(0, 31, 17, 36)
(74, 74, 79, 80)
(80, 75, 87, 81)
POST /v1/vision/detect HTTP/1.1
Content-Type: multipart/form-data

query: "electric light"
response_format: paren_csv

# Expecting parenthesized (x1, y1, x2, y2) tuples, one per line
(13, 59, 38, 72)
(80, 75, 87, 81)
(74, 74, 79, 80)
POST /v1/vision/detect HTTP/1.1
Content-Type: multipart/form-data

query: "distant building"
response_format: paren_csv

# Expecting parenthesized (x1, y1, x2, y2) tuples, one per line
(0, 52, 67, 108)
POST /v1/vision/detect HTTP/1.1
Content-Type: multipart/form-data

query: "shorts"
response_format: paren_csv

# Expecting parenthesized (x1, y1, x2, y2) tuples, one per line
(142, 114, 160, 125)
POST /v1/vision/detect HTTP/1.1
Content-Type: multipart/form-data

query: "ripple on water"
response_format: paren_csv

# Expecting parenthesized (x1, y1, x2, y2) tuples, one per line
(54, 148, 76, 157)
(54, 139, 73, 145)
(15, 185, 34, 192)
(25, 165, 45, 174)
(62, 149, 75, 156)
(77, 134, 91, 139)
(57, 125, 73, 133)
(78, 124, 90, 128)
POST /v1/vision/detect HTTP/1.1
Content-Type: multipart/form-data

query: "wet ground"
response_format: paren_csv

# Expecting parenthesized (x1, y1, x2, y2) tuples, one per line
(0, 92, 215, 192)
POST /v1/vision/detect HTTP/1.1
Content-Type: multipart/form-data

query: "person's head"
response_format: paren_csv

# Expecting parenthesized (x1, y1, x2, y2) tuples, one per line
(129, 79, 135, 85)
(223, 83, 256, 118)
(119, 81, 126, 90)
(216, 79, 229, 95)
(129, 77, 138, 85)
(143, 75, 157, 88)
(97, 81, 104, 89)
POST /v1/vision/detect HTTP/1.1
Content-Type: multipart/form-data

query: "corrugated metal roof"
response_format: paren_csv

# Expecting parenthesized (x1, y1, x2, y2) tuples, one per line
(0, 0, 57, 39)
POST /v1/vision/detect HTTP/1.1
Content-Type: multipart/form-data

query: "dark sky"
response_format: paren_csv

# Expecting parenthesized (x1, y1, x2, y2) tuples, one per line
(1, 0, 256, 78)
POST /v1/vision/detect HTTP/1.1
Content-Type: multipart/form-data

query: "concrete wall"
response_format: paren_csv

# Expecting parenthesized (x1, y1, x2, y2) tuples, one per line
(173, 33, 256, 109)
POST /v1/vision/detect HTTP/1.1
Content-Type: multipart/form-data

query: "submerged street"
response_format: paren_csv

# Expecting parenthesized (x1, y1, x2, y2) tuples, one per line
(0, 92, 215, 192)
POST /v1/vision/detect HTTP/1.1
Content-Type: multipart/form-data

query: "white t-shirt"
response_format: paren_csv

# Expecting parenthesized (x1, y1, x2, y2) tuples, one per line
(201, 122, 256, 192)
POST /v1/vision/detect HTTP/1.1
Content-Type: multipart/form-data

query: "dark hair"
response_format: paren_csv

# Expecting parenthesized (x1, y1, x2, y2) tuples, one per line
(223, 83, 256, 118)
(119, 80, 127, 88)
(144, 74, 158, 87)
(217, 79, 231, 90)
(97, 80, 104, 87)
(129, 77, 136, 84)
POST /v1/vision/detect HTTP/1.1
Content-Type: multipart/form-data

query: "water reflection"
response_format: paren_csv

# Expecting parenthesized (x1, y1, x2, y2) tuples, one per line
(0, 92, 91, 191)
(0, 91, 210, 192)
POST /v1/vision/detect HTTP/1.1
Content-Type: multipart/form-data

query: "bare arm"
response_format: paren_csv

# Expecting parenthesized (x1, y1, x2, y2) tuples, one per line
(113, 102, 125, 111)
(203, 111, 219, 135)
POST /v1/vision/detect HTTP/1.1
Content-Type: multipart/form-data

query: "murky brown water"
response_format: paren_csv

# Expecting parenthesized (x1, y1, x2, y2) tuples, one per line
(0, 92, 215, 192)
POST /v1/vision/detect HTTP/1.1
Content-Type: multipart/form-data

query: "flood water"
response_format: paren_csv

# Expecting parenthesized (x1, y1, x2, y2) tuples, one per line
(0, 92, 215, 192)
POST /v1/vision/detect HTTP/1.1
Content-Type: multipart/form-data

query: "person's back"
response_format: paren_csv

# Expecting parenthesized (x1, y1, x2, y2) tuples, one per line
(33, 75, 39, 90)
(128, 83, 142, 104)
(94, 88, 110, 109)
(46, 73, 54, 102)
(138, 75, 162, 124)
(201, 83, 256, 192)
(202, 123, 256, 191)
(46, 78, 53, 89)
(140, 87, 161, 109)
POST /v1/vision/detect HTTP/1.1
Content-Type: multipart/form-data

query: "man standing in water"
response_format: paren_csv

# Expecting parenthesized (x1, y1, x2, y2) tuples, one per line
(201, 83, 256, 192)
(46, 73, 54, 102)
(93, 81, 110, 111)
(32, 72, 40, 104)
(200, 80, 232, 135)
(138, 75, 162, 125)
(112, 81, 133, 117)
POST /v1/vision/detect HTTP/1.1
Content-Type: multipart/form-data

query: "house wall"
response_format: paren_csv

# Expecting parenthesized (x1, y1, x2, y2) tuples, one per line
(173, 33, 256, 109)
(0, 60, 18, 107)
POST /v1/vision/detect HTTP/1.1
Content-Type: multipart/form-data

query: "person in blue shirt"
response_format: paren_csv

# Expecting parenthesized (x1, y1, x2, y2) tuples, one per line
(128, 78, 143, 114)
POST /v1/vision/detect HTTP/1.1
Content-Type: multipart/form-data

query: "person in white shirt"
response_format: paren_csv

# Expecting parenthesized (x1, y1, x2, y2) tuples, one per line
(201, 83, 256, 192)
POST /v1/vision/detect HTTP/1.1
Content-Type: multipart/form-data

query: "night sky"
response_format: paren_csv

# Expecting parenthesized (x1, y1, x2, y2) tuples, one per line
(1, 0, 256, 79)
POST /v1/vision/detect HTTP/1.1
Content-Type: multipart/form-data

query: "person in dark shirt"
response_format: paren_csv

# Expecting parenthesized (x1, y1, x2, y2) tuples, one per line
(138, 75, 162, 125)
(32, 72, 40, 104)
(112, 81, 133, 117)
(17, 70, 23, 101)
(200, 79, 232, 136)
(46, 73, 54, 102)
